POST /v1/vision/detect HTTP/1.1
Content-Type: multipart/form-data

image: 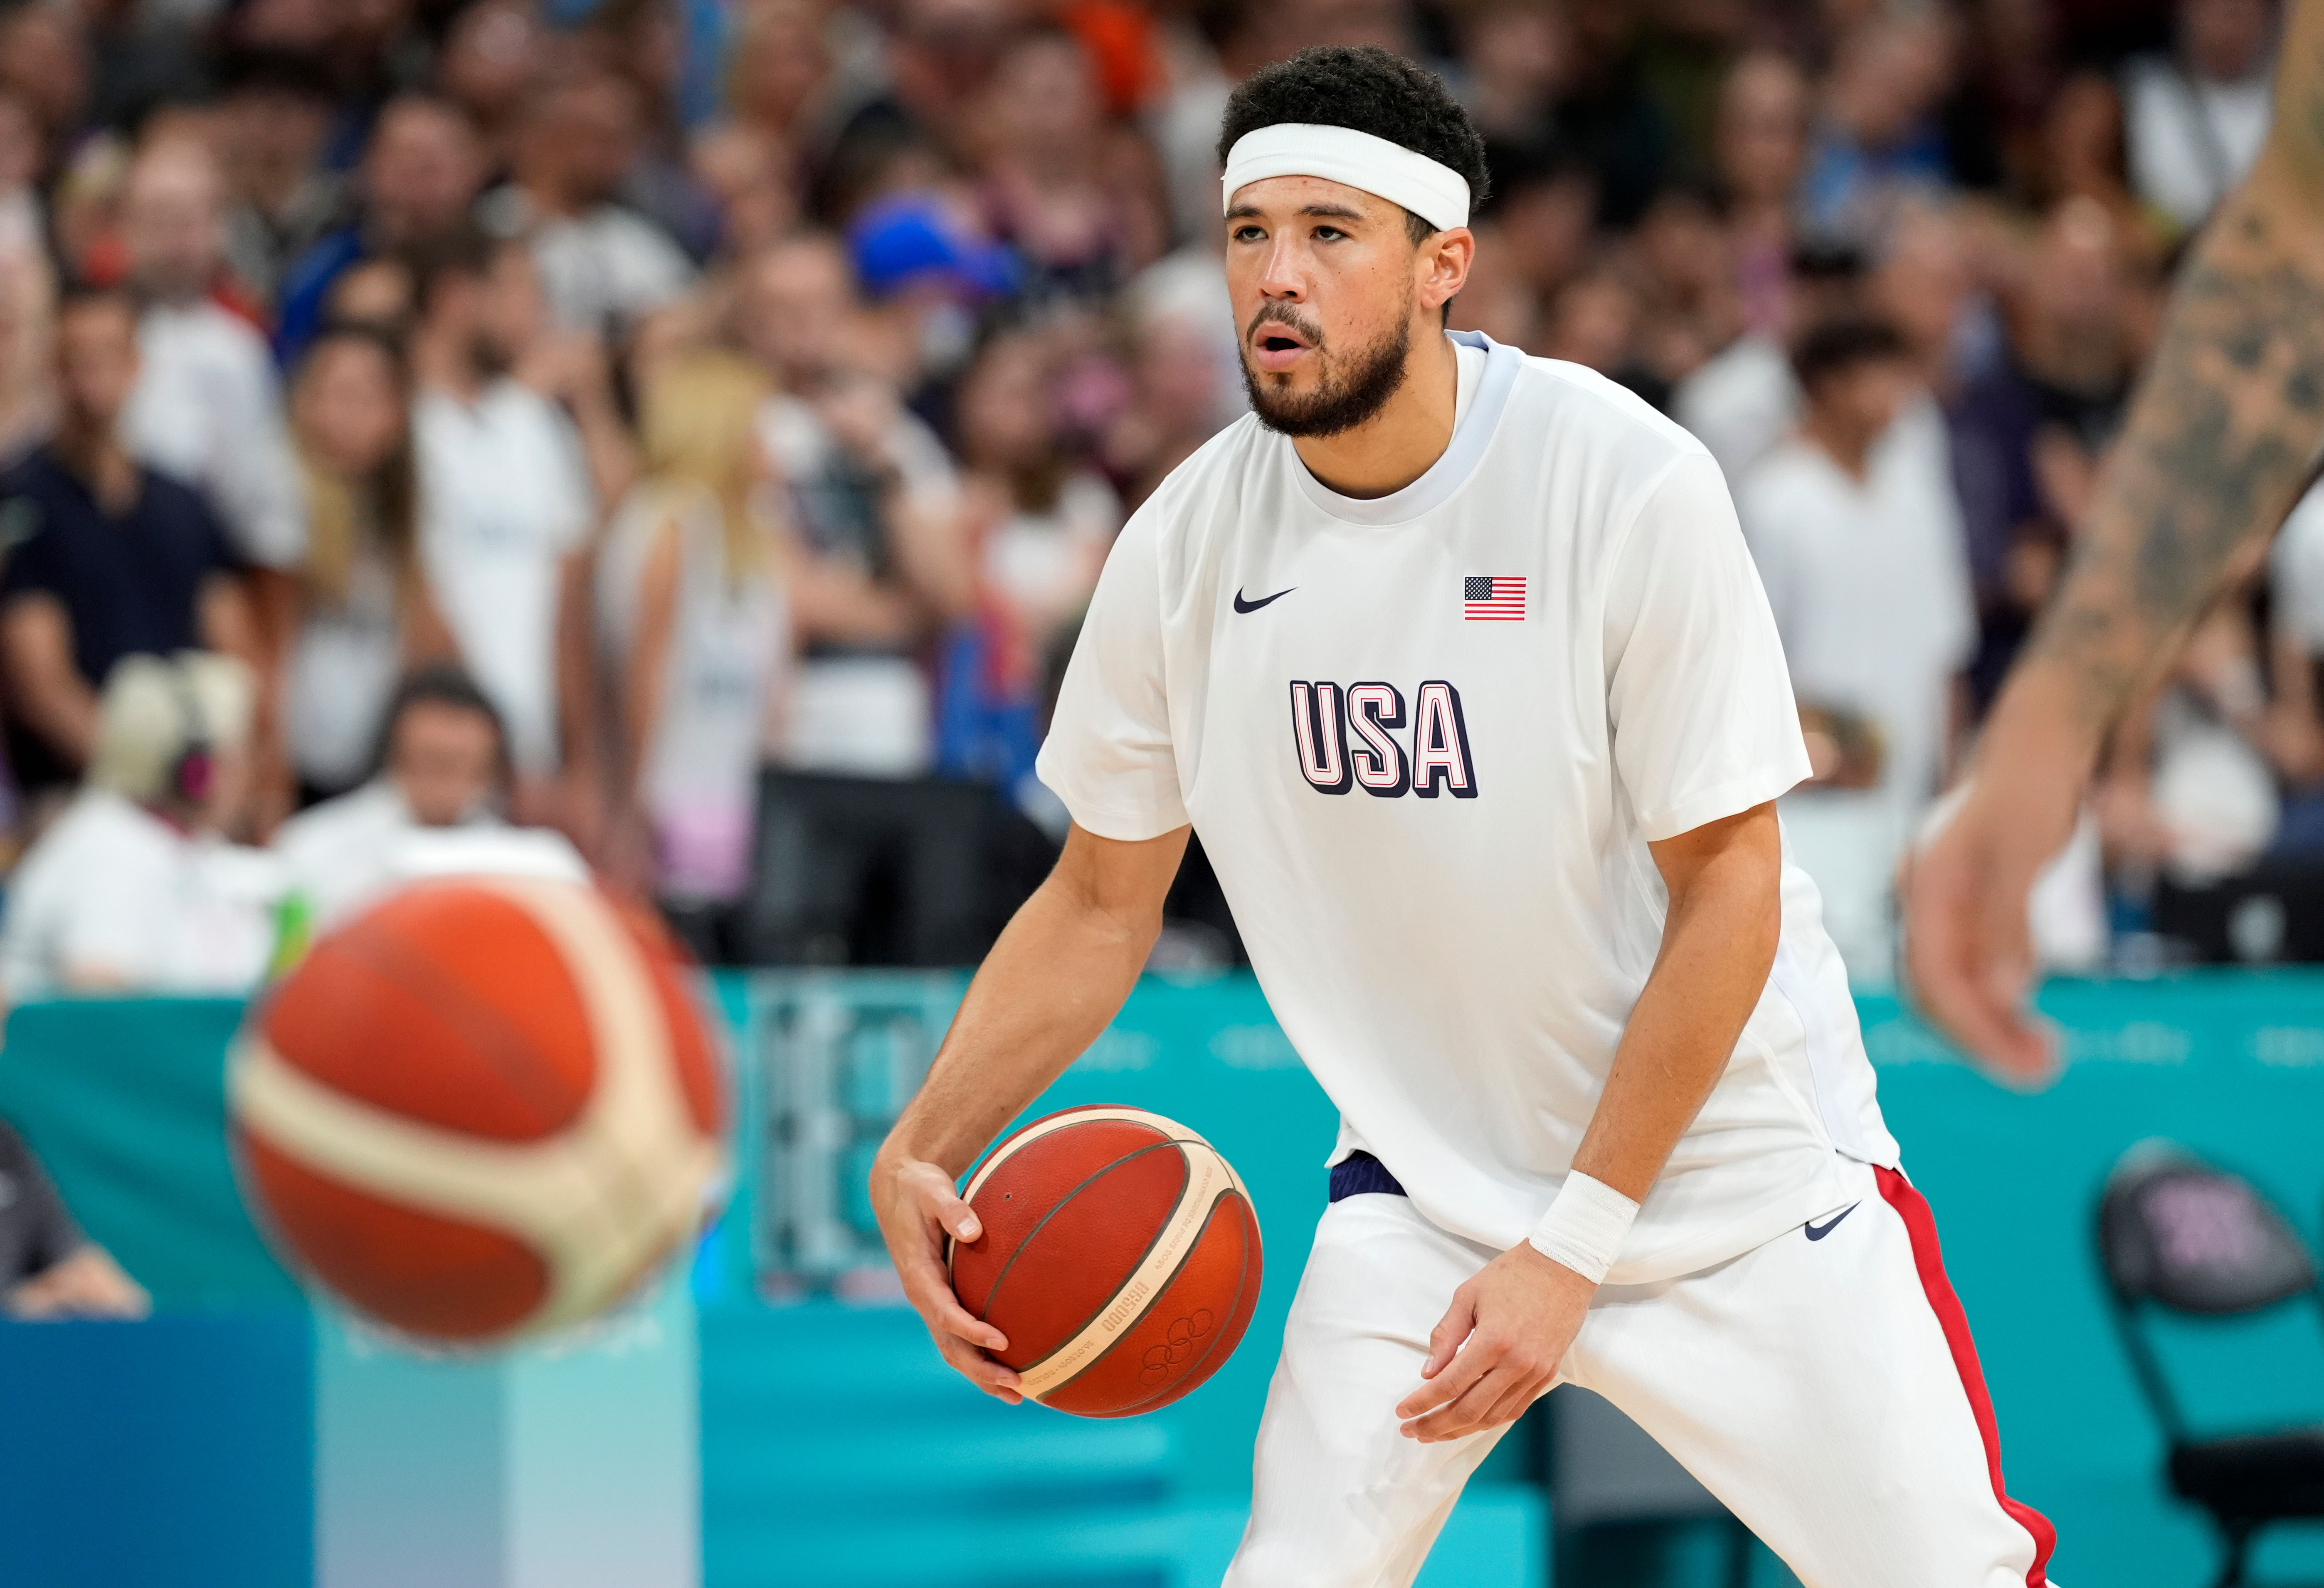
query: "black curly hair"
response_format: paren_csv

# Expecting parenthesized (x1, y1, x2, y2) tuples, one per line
(1216, 46, 1490, 245)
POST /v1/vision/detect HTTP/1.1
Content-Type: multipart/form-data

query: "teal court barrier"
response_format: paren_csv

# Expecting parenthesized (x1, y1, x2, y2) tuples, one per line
(5, 972, 2324, 1585)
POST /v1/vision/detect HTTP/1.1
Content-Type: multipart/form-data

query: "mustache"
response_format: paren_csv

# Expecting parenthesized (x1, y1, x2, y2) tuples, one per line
(1244, 303, 1325, 348)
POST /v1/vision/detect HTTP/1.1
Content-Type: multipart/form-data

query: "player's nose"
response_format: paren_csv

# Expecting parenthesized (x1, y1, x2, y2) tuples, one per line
(1256, 238, 1308, 301)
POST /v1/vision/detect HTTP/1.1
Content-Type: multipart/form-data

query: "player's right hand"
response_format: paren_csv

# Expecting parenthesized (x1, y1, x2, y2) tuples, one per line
(869, 1153, 1022, 1404)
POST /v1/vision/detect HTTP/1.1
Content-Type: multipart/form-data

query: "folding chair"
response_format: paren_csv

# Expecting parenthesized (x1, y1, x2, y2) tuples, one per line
(2097, 1145, 2324, 1587)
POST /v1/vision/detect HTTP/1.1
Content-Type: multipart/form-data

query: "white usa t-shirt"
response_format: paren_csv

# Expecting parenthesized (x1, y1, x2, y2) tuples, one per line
(1037, 331, 1898, 1285)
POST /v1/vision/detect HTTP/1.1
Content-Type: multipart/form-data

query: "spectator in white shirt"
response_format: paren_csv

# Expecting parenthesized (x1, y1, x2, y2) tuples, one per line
(740, 232, 970, 777)
(479, 67, 696, 338)
(282, 323, 457, 799)
(118, 137, 308, 575)
(407, 227, 606, 815)
(1737, 317, 1976, 982)
(274, 663, 585, 929)
(0, 651, 283, 1001)
(2123, 0, 2278, 232)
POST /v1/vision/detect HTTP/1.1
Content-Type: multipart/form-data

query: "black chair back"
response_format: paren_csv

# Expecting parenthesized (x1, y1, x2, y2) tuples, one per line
(2097, 1144, 2320, 1437)
(2101, 1153, 2316, 1316)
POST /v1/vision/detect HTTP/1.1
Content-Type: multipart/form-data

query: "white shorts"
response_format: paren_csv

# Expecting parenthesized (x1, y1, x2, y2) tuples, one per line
(1223, 1156, 2057, 1588)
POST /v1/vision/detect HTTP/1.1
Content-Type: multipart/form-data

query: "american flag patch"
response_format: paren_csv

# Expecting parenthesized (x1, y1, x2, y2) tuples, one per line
(1463, 575, 1525, 620)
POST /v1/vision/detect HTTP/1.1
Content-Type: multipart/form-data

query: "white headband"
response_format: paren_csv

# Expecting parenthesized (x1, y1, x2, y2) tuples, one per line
(1222, 122, 1471, 232)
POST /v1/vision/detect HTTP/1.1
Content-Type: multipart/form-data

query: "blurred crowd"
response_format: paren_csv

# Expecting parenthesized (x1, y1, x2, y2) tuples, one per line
(0, 0, 2304, 1005)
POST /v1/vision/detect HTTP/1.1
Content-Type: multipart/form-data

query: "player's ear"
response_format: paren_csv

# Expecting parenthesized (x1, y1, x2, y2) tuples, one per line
(1416, 226, 1474, 316)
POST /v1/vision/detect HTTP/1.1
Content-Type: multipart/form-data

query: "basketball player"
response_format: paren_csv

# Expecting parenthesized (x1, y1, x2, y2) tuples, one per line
(871, 47, 2054, 1586)
(1907, 0, 2324, 1083)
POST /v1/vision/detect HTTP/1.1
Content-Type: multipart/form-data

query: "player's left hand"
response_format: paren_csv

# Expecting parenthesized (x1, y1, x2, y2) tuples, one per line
(1396, 1242, 1592, 1443)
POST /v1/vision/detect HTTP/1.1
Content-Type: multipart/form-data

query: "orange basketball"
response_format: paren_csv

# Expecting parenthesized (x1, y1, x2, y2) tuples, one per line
(227, 877, 727, 1346)
(950, 1105, 1261, 1417)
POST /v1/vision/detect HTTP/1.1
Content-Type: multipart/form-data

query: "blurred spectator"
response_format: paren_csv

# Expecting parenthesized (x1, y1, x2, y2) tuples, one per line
(2101, 590, 2282, 887)
(118, 138, 308, 574)
(2033, 69, 2171, 266)
(275, 94, 488, 369)
(595, 352, 791, 905)
(438, 0, 549, 168)
(407, 228, 600, 809)
(214, 51, 343, 304)
(742, 231, 969, 776)
(282, 324, 454, 799)
(274, 662, 585, 926)
(0, 238, 55, 463)
(1455, 0, 1569, 157)
(0, 90, 43, 259)
(2265, 482, 2324, 845)
(0, 6, 91, 175)
(1539, 267, 1652, 399)
(1455, 145, 1595, 355)
(690, 121, 800, 267)
(0, 1118, 147, 1319)
(1951, 197, 2140, 620)
(0, 287, 254, 801)
(723, 0, 836, 159)
(943, 326, 1117, 768)
(1799, 15, 1957, 247)
(1628, 182, 1740, 395)
(2123, 0, 2277, 233)
(1715, 51, 1811, 340)
(0, 651, 279, 998)
(1676, 242, 1869, 489)
(1102, 304, 1229, 510)
(973, 23, 1161, 304)
(1553, 0, 1669, 227)
(479, 67, 696, 338)
(1739, 318, 1974, 979)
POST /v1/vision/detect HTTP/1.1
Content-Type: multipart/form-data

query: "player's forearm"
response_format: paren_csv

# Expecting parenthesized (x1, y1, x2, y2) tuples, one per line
(1571, 807, 1782, 1203)
(880, 826, 1187, 1177)
(1995, 150, 2324, 789)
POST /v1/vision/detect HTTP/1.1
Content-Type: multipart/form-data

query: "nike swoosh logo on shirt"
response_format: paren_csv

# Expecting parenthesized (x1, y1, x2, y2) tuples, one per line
(1804, 1203, 1860, 1241)
(1233, 586, 1294, 613)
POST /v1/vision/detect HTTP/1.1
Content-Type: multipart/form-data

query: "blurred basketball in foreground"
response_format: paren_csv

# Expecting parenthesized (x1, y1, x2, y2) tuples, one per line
(951, 1106, 1261, 1417)
(228, 877, 726, 1345)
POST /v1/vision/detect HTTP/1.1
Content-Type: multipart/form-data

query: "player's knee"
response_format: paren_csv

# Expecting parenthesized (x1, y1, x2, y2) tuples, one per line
(1223, 1528, 1379, 1588)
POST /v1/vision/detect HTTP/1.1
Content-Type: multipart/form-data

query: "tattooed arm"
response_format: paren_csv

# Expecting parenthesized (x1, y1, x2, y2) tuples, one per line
(1904, 0, 2324, 1082)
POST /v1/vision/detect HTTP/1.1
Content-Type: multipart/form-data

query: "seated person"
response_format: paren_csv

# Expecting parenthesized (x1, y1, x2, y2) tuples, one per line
(0, 1116, 148, 1320)
(0, 286, 255, 807)
(0, 652, 284, 1001)
(272, 664, 585, 929)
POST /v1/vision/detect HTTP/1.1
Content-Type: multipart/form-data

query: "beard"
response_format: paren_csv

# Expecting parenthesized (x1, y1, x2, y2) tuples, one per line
(1240, 306, 1413, 439)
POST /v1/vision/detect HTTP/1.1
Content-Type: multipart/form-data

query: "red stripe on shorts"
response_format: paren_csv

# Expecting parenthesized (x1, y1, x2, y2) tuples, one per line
(1873, 1166, 2058, 1586)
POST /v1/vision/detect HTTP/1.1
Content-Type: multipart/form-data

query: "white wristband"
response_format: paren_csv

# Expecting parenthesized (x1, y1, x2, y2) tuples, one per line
(1527, 1173, 1639, 1285)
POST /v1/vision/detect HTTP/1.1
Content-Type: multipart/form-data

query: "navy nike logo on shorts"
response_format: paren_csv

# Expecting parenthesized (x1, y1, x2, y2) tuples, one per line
(1804, 1203, 1860, 1241)
(1234, 586, 1294, 613)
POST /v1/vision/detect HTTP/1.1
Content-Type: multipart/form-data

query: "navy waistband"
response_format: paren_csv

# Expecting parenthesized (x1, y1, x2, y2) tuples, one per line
(1328, 1151, 1408, 1201)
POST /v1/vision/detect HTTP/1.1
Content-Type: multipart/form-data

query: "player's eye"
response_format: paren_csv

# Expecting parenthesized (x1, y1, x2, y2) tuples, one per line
(1312, 226, 1347, 242)
(1231, 225, 1266, 243)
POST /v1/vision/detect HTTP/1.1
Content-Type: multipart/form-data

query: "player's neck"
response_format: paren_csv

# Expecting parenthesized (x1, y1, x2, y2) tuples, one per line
(1292, 327, 1458, 500)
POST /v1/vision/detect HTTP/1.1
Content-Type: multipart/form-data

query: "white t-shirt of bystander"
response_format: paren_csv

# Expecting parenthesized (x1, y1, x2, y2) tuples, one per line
(2269, 479, 2324, 652)
(272, 778, 589, 929)
(2123, 52, 2272, 232)
(595, 482, 789, 901)
(0, 788, 285, 999)
(415, 380, 595, 777)
(1037, 330, 1893, 1286)
(123, 299, 308, 570)
(1738, 408, 1975, 818)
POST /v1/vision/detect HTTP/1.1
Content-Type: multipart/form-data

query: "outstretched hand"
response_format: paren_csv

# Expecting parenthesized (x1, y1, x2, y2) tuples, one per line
(869, 1154, 1023, 1404)
(1898, 779, 2066, 1089)
(1396, 1242, 1592, 1443)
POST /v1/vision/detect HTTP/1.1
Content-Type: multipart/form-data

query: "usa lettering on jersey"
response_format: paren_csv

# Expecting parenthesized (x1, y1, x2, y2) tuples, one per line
(1289, 681, 1476, 798)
